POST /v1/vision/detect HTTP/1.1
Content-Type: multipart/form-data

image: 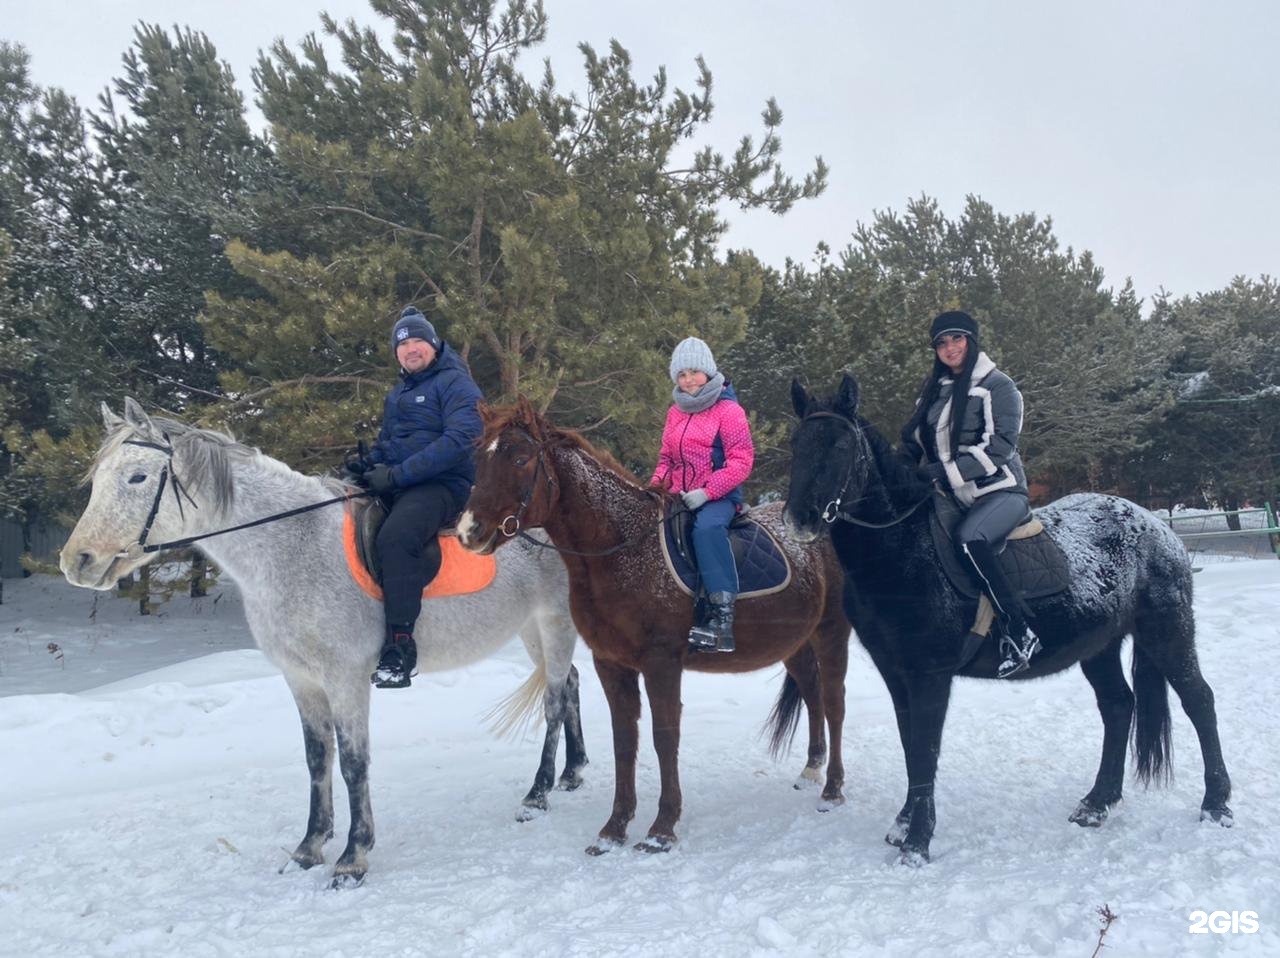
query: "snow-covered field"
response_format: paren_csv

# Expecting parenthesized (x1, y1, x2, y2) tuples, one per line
(1, 560, 1277, 957)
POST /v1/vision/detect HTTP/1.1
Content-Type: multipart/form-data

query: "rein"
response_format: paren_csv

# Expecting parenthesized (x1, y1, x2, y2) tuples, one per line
(117, 437, 372, 557)
(497, 428, 639, 558)
(800, 411, 930, 529)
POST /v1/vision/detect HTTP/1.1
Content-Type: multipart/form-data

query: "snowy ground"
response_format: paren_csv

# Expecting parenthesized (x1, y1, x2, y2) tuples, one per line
(0, 560, 1277, 957)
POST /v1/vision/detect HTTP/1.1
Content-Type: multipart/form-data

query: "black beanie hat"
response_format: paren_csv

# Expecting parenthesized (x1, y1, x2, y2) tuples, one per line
(391, 306, 441, 353)
(929, 310, 979, 345)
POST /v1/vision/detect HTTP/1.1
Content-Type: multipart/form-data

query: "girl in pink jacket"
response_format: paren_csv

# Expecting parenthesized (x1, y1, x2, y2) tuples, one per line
(651, 337, 754, 652)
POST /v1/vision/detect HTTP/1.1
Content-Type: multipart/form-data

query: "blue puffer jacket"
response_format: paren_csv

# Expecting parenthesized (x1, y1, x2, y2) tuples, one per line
(369, 344, 483, 500)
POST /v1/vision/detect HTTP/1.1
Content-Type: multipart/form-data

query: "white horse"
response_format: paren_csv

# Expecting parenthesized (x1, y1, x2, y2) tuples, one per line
(60, 399, 586, 887)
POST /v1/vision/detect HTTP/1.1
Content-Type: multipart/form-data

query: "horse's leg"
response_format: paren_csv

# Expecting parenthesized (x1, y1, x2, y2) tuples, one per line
(586, 656, 641, 855)
(898, 670, 953, 866)
(558, 664, 589, 790)
(870, 655, 914, 846)
(515, 620, 559, 820)
(329, 680, 375, 887)
(1070, 638, 1134, 827)
(813, 617, 849, 810)
(539, 608, 588, 791)
(280, 676, 335, 871)
(636, 655, 684, 851)
(1136, 607, 1233, 825)
(783, 646, 826, 788)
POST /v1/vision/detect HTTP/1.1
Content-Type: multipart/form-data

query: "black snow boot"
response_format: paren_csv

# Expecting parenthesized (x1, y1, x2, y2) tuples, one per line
(372, 625, 417, 689)
(706, 591, 737, 653)
(961, 540, 1040, 679)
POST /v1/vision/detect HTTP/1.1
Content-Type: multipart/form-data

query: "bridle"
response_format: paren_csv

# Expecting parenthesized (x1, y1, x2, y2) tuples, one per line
(114, 436, 370, 558)
(494, 426, 635, 558)
(798, 411, 929, 529)
(117, 437, 200, 556)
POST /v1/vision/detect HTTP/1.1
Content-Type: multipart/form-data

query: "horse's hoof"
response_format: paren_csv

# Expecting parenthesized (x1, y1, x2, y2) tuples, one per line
(557, 770, 585, 791)
(516, 803, 548, 823)
(279, 848, 323, 873)
(329, 871, 366, 890)
(585, 836, 624, 856)
(884, 818, 910, 848)
(1201, 805, 1234, 827)
(897, 845, 930, 867)
(634, 834, 675, 853)
(793, 766, 823, 790)
(816, 794, 845, 813)
(1069, 801, 1109, 828)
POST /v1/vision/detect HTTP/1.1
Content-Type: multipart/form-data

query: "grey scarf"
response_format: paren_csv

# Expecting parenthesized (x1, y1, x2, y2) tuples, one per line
(672, 373, 725, 414)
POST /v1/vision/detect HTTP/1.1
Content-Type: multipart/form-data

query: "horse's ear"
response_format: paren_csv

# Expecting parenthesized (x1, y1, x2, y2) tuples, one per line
(790, 377, 810, 418)
(122, 397, 150, 429)
(100, 402, 123, 431)
(836, 373, 860, 416)
(121, 397, 162, 441)
(477, 400, 493, 423)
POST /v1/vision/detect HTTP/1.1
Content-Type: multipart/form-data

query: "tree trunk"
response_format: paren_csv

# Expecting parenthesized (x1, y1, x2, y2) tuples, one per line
(1224, 494, 1242, 532)
(138, 565, 151, 616)
(190, 553, 207, 597)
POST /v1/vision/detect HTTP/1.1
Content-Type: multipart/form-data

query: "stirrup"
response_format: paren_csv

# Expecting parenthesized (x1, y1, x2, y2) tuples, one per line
(996, 631, 1041, 679)
(687, 623, 719, 652)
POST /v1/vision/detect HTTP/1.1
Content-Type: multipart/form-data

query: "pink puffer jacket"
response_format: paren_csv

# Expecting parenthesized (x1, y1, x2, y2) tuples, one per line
(650, 396, 754, 500)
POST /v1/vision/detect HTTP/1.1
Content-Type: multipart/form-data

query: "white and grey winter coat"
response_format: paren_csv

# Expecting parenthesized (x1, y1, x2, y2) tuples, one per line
(901, 351, 1029, 507)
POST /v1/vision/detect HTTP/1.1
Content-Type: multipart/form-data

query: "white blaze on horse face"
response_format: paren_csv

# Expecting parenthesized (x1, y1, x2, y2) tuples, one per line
(456, 509, 478, 546)
(485, 437, 500, 456)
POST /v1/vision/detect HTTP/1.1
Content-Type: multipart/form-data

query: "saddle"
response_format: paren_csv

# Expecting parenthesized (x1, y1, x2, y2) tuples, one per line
(928, 490, 1070, 603)
(343, 497, 496, 602)
(659, 500, 792, 600)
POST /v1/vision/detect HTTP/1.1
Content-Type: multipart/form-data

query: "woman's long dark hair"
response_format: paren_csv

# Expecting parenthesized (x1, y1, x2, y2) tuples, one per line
(902, 335, 980, 462)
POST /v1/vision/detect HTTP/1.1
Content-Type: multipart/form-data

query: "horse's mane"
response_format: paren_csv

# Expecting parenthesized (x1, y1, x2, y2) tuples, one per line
(482, 403, 666, 504)
(92, 415, 344, 518)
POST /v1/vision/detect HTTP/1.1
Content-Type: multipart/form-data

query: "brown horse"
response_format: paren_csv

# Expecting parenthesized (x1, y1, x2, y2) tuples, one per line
(457, 399, 851, 855)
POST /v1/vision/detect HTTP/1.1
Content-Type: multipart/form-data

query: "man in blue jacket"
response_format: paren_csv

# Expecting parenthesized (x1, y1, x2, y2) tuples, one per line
(361, 306, 483, 688)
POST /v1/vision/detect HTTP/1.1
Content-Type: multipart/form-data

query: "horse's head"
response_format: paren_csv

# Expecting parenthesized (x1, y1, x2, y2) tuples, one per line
(458, 397, 559, 555)
(783, 373, 874, 542)
(60, 398, 202, 589)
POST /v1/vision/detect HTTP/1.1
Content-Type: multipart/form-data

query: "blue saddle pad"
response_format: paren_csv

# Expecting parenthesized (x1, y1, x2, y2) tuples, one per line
(659, 506, 792, 599)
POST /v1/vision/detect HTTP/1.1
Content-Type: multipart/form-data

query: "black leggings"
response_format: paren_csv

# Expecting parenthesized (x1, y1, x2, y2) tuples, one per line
(376, 482, 462, 628)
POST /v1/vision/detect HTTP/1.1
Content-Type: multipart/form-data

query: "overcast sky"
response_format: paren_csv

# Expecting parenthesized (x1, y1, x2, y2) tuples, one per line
(8, 0, 1279, 304)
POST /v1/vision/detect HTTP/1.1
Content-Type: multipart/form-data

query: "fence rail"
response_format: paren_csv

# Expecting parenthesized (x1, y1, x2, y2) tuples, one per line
(1158, 504, 1280, 560)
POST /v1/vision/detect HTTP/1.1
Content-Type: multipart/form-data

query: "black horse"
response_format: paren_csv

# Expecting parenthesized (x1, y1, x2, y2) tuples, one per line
(783, 374, 1232, 865)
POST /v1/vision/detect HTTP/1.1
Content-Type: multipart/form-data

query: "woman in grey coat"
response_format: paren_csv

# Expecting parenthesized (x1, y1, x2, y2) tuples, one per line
(900, 310, 1039, 677)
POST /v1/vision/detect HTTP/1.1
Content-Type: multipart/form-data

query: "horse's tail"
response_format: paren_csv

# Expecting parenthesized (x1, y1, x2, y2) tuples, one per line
(764, 669, 805, 760)
(1131, 646, 1173, 786)
(483, 661, 548, 740)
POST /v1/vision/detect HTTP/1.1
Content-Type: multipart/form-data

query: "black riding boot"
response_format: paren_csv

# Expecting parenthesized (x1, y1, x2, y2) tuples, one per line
(372, 624, 418, 689)
(962, 540, 1039, 679)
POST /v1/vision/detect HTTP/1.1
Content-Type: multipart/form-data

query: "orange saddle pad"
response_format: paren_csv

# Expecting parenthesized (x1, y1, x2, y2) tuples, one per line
(343, 511, 497, 601)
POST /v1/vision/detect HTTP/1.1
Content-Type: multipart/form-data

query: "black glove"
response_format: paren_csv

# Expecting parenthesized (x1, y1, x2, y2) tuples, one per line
(365, 464, 396, 497)
(342, 441, 374, 483)
(916, 461, 948, 484)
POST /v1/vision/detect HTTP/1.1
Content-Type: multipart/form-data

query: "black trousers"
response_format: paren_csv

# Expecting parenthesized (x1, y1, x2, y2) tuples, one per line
(375, 481, 463, 629)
